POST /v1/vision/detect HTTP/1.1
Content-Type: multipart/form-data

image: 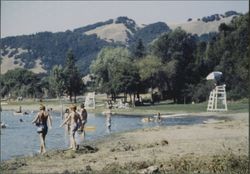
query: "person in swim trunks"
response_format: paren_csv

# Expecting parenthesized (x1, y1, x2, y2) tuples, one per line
(60, 105, 81, 150)
(79, 103, 87, 130)
(32, 105, 52, 154)
(75, 103, 88, 145)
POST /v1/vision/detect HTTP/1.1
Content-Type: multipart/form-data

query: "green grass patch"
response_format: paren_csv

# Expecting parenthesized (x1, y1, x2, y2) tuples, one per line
(2, 98, 248, 114)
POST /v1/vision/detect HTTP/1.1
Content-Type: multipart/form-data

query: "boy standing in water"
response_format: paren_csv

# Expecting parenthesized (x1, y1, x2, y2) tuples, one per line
(77, 103, 88, 145)
(60, 105, 81, 150)
(79, 103, 88, 131)
(32, 105, 52, 154)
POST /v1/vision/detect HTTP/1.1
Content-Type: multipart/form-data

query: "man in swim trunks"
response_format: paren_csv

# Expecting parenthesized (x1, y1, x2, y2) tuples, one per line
(60, 105, 81, 150)
(32, 105, 52, 154)
(79, 103, 88, 131)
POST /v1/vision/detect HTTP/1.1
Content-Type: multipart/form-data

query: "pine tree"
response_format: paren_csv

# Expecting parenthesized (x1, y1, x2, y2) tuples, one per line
(133, 39, 146, 59)
(64, 50, 83, 103)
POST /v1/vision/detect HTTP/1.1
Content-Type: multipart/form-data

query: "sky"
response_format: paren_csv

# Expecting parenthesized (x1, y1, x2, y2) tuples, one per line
(1, 1, 249, 38)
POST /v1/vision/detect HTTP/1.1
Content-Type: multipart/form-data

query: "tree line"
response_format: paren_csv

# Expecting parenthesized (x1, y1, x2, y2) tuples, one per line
(0, 50, 83, 103)
(90, 13, 249, 104)
(0, 13, 248, 104)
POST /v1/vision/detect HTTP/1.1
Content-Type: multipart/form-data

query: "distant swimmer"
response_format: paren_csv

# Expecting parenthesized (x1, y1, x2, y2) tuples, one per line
(1, 122, 7, 128)
(19, 118, 23, 122)
(141, 116, 154, 123)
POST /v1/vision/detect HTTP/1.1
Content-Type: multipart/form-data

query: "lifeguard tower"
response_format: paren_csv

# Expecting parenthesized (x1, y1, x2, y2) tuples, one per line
(206, 71, 228, 112)
(84, 92, 96, 109)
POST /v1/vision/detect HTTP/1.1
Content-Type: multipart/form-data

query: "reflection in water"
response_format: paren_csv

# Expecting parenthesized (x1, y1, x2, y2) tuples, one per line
(76, 131, 85, 145)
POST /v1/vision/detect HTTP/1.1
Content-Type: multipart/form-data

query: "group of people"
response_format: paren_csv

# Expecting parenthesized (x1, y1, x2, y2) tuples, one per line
(60, 103, 88, 151)
(141, 112, 161, 123)
(31, 103, 160, 154)
(31, 103, 88, 154)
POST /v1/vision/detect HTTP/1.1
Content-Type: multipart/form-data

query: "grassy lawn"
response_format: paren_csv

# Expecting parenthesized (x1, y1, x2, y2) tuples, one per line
(111, 101, 248, 115)
(2, 97, 248, 115)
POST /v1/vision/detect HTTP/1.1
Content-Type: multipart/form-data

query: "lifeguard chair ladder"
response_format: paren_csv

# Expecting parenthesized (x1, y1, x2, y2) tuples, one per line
(207, 85, 227, 112)
(84, 92, 96, 109)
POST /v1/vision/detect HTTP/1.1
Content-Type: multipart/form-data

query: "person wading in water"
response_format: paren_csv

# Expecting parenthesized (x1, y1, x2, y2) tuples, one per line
(32, 105, 52, 154)
(60, 105, 81, 150)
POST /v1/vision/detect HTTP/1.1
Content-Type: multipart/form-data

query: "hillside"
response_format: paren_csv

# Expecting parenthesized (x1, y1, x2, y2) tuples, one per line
(0, 11, 241, 75)
(0, 11, 248, 102)
(85, 17, 139, 44)
(85, 23, 132, 43)
(169, 15, 237, 36)
(1, 17, 168, 75)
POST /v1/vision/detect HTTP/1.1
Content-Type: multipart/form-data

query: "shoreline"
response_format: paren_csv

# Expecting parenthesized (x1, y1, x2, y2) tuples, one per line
(2, 100, 247, 116)
(0, 112, 248, 173)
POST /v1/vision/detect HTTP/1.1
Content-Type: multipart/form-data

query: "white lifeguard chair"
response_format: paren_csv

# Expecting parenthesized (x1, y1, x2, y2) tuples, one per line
(84, 92, 95, 109)
(206, 72, 228, 112)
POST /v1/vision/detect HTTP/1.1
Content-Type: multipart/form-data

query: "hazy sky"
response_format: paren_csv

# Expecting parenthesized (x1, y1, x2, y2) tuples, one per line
(1, 1, 248, 38)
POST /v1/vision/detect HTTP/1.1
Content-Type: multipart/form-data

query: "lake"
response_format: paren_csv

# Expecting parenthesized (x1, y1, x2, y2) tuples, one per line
(0, 110, 208, 160)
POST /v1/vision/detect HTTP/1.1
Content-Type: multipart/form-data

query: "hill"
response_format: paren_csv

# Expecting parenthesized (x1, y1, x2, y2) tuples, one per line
(0, 11, 241, 75)
(169, 15, 237, 36)
(1, 17, 170, 75)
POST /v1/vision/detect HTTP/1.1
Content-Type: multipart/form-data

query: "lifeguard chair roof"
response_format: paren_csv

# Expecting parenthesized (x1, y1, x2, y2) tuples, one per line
(206, 71, 222, 80)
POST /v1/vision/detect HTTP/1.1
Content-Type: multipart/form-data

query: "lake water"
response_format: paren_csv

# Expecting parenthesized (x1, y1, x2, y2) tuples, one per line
(1, 111, 209, 161)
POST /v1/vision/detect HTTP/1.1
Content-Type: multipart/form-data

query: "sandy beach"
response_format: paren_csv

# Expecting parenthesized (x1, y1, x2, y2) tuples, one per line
(0, 111, 248, 173)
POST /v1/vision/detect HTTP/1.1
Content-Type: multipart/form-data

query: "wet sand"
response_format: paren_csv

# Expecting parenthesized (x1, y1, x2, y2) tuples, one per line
(0, 112, 248, 173)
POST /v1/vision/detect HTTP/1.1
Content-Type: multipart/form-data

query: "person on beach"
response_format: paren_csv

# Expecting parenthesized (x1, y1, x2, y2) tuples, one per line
(31, 105, 52, 154)
(155, 112, 161, 122)
(16, 106, 22, 113)
(60, 105, 81, 150)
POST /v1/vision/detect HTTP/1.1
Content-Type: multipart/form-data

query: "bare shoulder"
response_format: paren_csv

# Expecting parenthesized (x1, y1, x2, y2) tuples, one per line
(76, 112, 80, 117)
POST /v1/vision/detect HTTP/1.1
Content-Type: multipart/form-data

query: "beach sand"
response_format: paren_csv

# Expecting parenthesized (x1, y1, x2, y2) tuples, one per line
(0, 112, 248, 173)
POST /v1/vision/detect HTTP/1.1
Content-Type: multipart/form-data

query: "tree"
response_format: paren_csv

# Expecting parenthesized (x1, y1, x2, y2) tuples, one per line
(50, 65, 65, 98)
(132, 39, 146, 59)
(91, 47, 140, 103)
(64, 50, 83, 103)
(213, 13, 249, 100)
(137, 55, 163, 103)
(151, 28, 197, 103)
(0, 68, 42, 98)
